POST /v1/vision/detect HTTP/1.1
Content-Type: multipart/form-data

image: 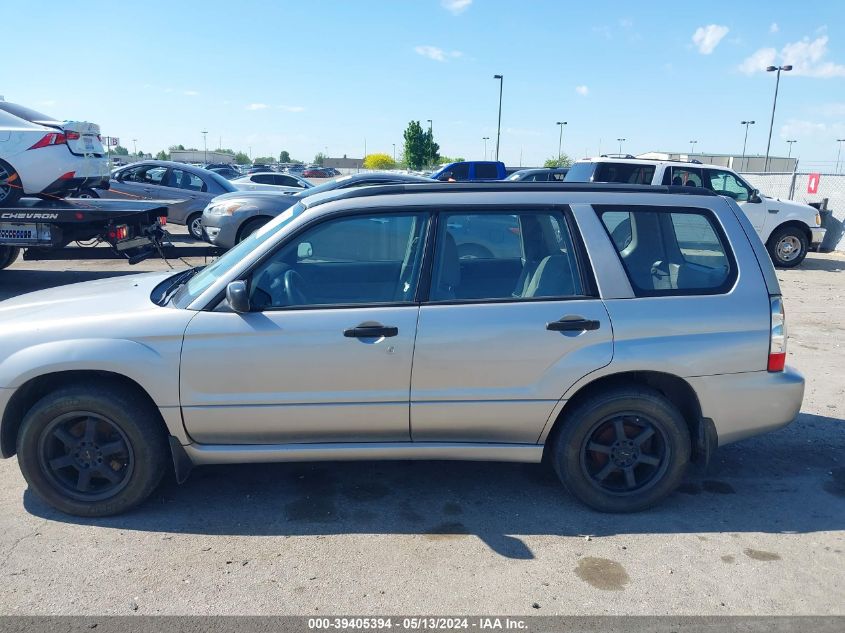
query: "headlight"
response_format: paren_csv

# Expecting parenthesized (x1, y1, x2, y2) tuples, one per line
(206, 201, 245, 216)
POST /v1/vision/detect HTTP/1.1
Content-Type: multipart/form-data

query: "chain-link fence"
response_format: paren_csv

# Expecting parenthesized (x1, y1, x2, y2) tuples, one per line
(739, 171, 845, 252)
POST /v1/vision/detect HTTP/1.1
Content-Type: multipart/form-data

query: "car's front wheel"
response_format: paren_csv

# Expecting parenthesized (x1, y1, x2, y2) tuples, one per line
(16, 383, 170, 516)
(0, 246, 20, 270)
(767, 225, 808, 268)
(551, 386, 690, 513)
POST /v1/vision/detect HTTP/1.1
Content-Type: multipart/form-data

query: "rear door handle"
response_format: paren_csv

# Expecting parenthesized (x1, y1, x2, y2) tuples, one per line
(546, 317, 601, 332)
(344, 324, 399, 338)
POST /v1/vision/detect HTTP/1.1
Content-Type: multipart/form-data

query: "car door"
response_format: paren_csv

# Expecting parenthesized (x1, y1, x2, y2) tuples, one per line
(109, 164, 169, 200)
(179, 210, 431, 445)
(162, 168, 212, 223)
(410, 208, 613, 444)
(703, 168, 765, 235)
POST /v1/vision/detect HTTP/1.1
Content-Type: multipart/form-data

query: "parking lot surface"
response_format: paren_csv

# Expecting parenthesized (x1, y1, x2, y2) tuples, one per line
(0, 247, 842, 615)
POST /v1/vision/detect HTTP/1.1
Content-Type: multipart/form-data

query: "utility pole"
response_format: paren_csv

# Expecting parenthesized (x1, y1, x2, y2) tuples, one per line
(764, 65, 793, 172)
(556, 121, 567, 162)
(493, 74, 503, 161)
(740, 121, 755, 171)
(837, 139, 845, 174)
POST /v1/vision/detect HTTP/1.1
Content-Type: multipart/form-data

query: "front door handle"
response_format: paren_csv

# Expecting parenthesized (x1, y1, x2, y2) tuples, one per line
(344, 324, 399, 338)
(546, 317, 601, 332)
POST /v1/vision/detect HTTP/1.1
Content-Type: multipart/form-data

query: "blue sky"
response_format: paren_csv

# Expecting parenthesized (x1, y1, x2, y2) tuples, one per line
(2, 0, 844, 168)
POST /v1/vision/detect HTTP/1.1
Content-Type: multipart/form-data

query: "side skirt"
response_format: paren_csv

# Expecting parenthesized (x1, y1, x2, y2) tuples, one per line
(182, 441, 544, 466)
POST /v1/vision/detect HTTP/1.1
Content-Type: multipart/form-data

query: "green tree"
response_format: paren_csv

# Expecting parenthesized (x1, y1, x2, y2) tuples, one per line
(112, 145, 129, 156)
(168, 144, 185, 151)
(543, 154, 573, 168)
(155, 150, 169, 161)
(437, 156, 465, 165)
(279, 150, 291, 163)
(403, 121, 441, 170)
(313, 152, 327, 166)
(234, 152, 251, 165)
(363, 153, 396, 170)
(253, 156, 275, 165)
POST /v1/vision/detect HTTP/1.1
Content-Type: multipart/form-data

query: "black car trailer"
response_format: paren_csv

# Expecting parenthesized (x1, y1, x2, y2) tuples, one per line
(0, 198, 222, 269)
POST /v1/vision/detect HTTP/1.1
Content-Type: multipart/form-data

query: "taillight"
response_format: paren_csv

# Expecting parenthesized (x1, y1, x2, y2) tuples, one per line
(65, 131, 80, 140)
(27, 132, 68, 150)
(768, 296, 787, 372)
(158, 216, 167, 226)
(108, 225, 129, 241)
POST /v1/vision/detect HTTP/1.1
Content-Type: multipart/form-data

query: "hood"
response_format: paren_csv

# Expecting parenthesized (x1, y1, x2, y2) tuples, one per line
(766, 196, 817, 212)
(0, 271, 177, 330)
(211, 189, 308, 203)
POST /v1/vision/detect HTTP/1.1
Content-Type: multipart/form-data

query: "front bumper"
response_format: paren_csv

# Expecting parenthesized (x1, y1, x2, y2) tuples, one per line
(810, 226, 826, 246)
(201, 212, 241, 249)
(688, 367, 805, 446)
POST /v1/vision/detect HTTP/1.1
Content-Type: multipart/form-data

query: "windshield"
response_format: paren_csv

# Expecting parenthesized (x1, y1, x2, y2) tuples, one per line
(171, 202, 306, 308)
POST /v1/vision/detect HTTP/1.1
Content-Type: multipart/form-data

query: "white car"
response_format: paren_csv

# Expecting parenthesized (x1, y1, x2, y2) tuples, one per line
(0, 100, 109, 206)
(565, 157, 825, 267)
(231, 171, 312, 193)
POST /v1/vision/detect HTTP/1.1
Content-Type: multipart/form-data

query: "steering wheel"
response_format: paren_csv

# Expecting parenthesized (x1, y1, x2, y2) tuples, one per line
(283, 269, 309, 306)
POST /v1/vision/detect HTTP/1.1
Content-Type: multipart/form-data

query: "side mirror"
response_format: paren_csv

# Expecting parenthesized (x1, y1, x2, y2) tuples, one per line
(749, 189, 762, 203)
(297, 242, 313, 259)
(226, 280, 250, 313)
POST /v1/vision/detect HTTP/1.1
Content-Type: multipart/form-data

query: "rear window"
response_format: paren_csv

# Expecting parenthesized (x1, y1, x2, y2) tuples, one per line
(594, 163, 655, 185)
(595, 205, 735, 296)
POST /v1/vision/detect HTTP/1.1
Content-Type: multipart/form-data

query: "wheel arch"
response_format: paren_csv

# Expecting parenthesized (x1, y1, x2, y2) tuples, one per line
(0, 370, 174, 459)
(541, 370, 712, 464)
(236, 215, 274, 243)
(766, 219, 811, 246)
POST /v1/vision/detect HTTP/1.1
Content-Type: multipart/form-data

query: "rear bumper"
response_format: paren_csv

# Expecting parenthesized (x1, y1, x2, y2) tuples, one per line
(810, 226, 826, 246)
(688, 368, 805, 446)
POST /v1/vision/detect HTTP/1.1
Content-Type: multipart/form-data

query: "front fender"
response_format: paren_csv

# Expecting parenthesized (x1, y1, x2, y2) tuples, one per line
(0, 338, 180, 406)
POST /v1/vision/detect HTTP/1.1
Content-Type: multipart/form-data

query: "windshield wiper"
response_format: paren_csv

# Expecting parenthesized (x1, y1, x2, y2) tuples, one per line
(159, 267, 202, 306)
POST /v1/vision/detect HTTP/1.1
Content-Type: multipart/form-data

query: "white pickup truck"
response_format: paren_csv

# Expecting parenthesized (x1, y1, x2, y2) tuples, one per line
(565, 157, 826, 267)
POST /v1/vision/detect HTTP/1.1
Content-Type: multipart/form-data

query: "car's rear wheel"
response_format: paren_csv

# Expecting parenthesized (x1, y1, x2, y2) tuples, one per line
(767, 225, 808, 268)
(0, 246, 20, 270)
(69, 188, 100, 199)
(237, 217, 269, 243)
(0, 160, 23, 207)
(16, 384, 169, 516)
(186, 213, 204, 240)
(551, 386, 690, 513)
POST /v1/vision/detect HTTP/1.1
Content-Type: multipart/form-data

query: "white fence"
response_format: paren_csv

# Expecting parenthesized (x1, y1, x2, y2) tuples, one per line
(739, 171, 845, 253)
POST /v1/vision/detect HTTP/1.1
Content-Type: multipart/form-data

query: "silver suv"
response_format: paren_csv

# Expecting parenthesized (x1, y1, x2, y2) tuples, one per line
(0, 183, 804, 516)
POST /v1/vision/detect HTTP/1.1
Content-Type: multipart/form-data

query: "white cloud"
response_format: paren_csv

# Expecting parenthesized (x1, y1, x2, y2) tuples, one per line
(817, 102, 845, 117)
(279, 105, 305, 112)
(246, 103, 269, 111)
(183, 90, 199, 96)
(739, 35, 845, 78)
(575, 85, 589, 96)
(770, 22, 779, 34)
(414, 45, 462, 62)
(779, 118, 845, 141)
(441, 0, 471, 14)
(692, 24, 729, 54)
(619, 18, 633, 29)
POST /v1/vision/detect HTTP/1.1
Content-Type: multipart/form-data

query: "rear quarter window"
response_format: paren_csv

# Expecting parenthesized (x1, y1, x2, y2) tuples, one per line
(594, 163, 655, 185)
(564, 162, 596, 182)
(595, 205, 736, 296)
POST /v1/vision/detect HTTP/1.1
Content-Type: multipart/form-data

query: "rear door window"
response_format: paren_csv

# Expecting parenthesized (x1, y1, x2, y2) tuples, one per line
(474, 163, 500, 179)
(593, 163, 655, 184)
(168, 169, 207, 192)
(704, 170, 752, 201)
(662, 167, 704, 188)
(564, 162, 597, 182)
(596, 205, 735, 296)
(252, 174, 275, 185)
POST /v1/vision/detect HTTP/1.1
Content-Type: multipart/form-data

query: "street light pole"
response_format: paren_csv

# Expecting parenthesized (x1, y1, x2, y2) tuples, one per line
(617, 138, 626, 155)
(556, 121, 567, 161)
(482, 136, 489, 159)
(426, 119, 433, 168)
(132, 139, 137, 156)
(493, 74, 503, 161)
(837, 139, 845, 174)
(786, 139, 797, 160)
(201, 130, 208, 165)
(764, 65, 792, 172)
(689, 140, 698, 155)
(392, 143, 396, 162)
(740, 120, 755, 171)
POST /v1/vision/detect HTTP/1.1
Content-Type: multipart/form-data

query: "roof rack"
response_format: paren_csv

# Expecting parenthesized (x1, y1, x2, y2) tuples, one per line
(304, 181, 717, 208)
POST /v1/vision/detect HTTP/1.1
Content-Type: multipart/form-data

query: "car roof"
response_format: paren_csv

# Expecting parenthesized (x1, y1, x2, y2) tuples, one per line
(574, 156, 729, 170)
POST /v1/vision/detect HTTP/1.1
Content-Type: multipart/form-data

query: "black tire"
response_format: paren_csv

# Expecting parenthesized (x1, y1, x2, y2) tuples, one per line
(16, 383, 170, 517)
(0, 246, 20, 270)
(0, 160, 23, 207)
(766, 225, 808, 268)
(69, 188, 100, 199)
(237, 217, 269, 243)
(186, 213, 204, 240)
(551, 386, 690, 513)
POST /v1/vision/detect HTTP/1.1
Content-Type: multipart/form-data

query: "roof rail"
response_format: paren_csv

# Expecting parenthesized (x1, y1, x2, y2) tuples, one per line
(304, 181, 718, 208)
